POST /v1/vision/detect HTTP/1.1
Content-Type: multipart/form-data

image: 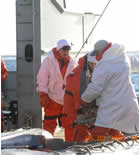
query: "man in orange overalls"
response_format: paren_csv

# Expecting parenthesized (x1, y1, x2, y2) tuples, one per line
(64, 51, 98, 142)
(37, 39, 77, 141)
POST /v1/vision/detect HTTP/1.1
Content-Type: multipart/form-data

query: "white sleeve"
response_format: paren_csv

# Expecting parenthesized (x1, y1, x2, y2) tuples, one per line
(81, 65, 110, 103)
(128, 55, 139, 72)
(36, 57, 49, 94)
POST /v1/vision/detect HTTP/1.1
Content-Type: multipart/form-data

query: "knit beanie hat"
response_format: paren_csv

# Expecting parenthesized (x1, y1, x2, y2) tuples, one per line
(94, 40, 109, 52)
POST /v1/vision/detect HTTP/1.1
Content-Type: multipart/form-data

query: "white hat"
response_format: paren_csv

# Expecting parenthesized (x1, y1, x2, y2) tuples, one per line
(56, 39, 71, 51)
(87, 50, 98, 63)
(94, 40, 109, 52)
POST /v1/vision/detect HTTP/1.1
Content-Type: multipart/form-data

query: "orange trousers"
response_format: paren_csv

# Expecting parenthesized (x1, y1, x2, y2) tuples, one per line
(89, 126, 124, 141)
(72, 125, 89, 142)
(43, 98, 89, 142)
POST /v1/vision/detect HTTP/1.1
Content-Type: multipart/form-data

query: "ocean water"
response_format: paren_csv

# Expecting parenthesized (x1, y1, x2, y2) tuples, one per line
(2, 56, 16, 71)
(2, 55, 139, 93)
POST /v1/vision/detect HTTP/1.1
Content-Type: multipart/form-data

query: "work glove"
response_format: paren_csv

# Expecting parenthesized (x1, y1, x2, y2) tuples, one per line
(40, 92, 49, 108)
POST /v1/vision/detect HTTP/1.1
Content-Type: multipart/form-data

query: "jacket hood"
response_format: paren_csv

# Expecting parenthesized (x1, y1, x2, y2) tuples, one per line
(97, 44, 129, 64)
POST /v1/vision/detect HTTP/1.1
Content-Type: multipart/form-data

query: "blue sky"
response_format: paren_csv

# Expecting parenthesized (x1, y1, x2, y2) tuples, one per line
(0, 0, 139, 55)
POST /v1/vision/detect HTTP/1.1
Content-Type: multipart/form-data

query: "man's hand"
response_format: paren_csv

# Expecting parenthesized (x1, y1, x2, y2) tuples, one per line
(40, 92, 49, 108)
(80, 99, 88, 108)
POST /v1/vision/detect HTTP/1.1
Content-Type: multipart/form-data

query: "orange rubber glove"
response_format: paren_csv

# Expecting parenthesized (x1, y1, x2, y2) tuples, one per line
(40, 92, 49, 108)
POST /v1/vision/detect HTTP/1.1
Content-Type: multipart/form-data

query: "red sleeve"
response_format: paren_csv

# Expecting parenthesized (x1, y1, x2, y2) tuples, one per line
(1, 58, 8, 83)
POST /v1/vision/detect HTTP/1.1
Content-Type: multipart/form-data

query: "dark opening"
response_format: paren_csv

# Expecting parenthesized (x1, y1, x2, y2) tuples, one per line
(25, 44, 33, 62)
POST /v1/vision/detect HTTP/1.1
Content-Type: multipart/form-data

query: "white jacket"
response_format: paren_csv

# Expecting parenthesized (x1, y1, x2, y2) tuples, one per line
(81, 44, 139, 133)
(37, 50, 76, 105)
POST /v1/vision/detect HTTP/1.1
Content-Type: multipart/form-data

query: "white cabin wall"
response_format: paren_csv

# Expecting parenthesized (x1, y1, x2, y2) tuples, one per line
(40, 0, 95, 57)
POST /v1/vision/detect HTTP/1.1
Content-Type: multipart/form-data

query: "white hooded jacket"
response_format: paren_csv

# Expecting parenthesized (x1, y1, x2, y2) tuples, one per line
(37, 50, 77, 105)
(81, 44, 139, 133)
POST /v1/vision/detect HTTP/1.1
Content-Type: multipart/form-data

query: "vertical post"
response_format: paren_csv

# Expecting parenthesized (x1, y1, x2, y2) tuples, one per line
(16, 0, 41, 128)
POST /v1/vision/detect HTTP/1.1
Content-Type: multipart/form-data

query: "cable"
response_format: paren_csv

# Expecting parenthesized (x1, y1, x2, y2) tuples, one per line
(66, 134, 139, 154)
(75, 0, 112, 58)
(67, 145, 92, 155)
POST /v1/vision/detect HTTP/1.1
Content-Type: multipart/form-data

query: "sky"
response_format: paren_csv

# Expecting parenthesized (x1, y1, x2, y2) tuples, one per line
(92, 0, 139, 51)
(0, 0, 16, 55)
(0, 0, 139, 55)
